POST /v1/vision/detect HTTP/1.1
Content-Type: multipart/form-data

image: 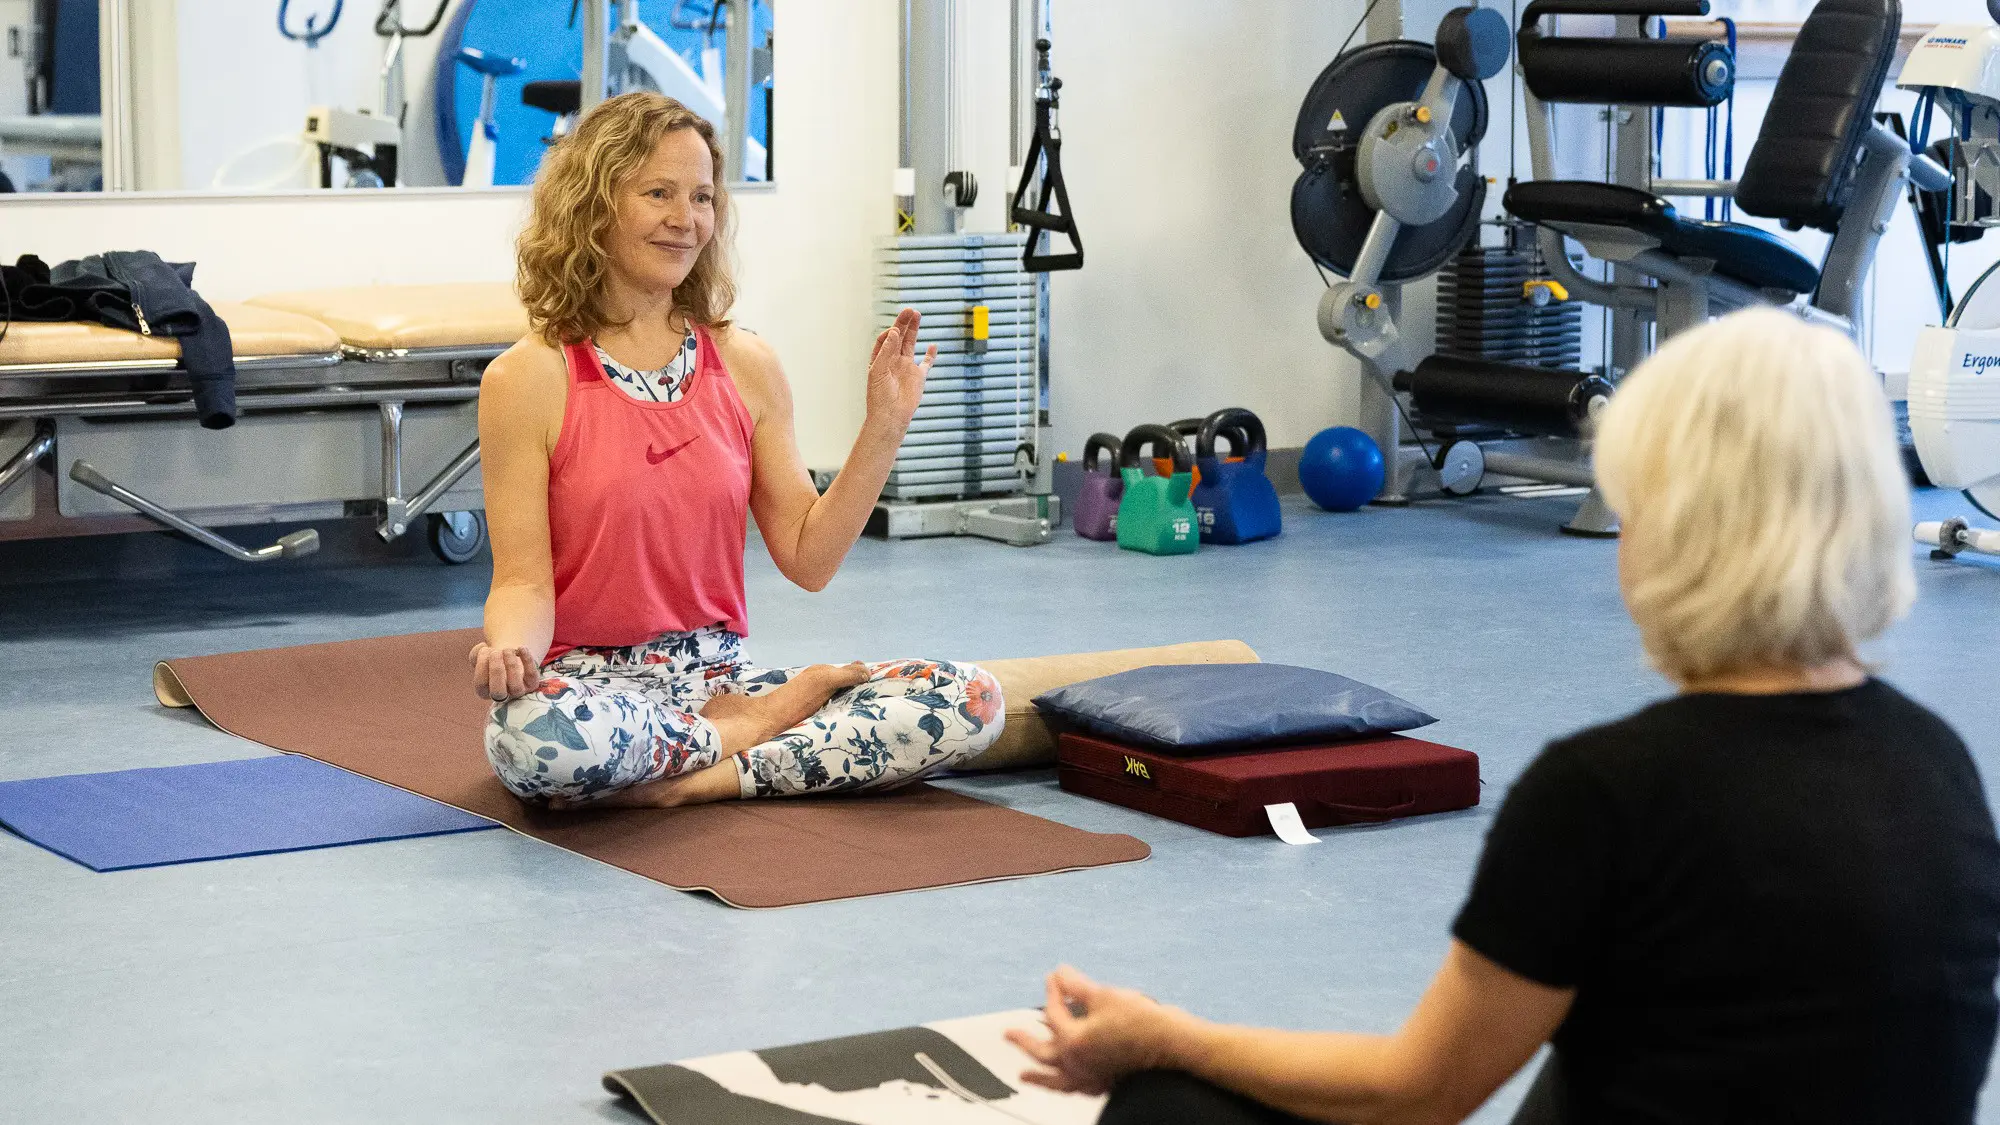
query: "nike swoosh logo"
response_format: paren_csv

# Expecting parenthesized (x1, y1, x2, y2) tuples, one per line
(646, 436, 702, 465)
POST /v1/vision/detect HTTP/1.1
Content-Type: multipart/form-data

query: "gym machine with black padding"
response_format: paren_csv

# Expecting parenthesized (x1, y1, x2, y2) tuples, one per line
(1114, 424, 1199, 557)
(1294, 0, 1947, 536)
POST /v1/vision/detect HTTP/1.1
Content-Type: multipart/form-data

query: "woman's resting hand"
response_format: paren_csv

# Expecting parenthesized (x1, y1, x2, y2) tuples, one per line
(700, 662, 870, 752)
(1006, 966, 1189, 1096)
(470, 641, 542, 701)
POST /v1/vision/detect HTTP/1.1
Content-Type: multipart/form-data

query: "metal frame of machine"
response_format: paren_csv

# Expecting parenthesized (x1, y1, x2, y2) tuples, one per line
(0, 324, 495, 565)
(1301, 0, 1943, 537)
(856, 0, 1068, 548)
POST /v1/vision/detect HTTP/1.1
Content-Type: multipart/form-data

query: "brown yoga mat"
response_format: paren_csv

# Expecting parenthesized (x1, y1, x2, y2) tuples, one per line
(152, 630, 1150, 909)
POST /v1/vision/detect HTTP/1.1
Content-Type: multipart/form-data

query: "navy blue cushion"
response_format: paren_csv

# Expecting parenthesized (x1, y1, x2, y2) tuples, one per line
(1032, 664, 1436, 753)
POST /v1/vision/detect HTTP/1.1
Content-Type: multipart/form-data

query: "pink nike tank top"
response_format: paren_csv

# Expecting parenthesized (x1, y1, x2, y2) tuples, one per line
(544, 325, 754, 660)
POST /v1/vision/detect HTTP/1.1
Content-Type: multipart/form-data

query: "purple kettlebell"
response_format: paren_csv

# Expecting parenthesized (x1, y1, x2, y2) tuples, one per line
(1074, 432, 1124, 541)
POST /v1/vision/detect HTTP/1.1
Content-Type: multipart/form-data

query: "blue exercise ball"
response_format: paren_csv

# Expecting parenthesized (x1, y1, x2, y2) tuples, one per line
(1298, 426, 1385, 512)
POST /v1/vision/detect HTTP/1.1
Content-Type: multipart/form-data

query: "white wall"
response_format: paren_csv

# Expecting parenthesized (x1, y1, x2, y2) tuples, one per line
(0, 189, 526, 295)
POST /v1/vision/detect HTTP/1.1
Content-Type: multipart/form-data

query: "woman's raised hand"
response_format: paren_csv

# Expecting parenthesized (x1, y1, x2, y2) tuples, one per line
(469, 641, 541, 701)
(865, 308, 937, 430)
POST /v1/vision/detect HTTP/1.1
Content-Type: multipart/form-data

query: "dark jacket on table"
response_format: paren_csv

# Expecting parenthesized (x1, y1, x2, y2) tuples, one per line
(2, 251, 235, 428)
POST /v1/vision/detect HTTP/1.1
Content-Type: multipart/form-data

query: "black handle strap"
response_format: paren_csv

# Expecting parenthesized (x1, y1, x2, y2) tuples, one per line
(1197, 408, 1266, 462)
(1120, 423, 1192, 474)
(1011, 45, 1083, 273)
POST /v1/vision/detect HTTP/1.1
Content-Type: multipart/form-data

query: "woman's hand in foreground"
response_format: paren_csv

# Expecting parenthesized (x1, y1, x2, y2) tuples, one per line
(470, 641, 542, 701)
(699, 663, 871, 752)
(1006, 966, 1191, 1096)
(865, 308, 938, 431)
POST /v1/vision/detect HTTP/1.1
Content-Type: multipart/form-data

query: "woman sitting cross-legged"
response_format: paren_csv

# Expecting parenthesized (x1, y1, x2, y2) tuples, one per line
(473, 92, 1002, 809)
(1007, 307, 2000, 1124)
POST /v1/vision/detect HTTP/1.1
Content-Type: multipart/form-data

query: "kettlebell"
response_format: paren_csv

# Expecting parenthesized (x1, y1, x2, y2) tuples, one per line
(1116, 423, 1200, 556)
(1074, 432, 1124, 541)
(1153, 416, 1248, 490)
(1191, 408, 1282, 544)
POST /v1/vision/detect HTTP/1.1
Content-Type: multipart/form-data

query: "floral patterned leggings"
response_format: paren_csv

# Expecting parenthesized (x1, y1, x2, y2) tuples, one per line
(484, 626, 1005, 804)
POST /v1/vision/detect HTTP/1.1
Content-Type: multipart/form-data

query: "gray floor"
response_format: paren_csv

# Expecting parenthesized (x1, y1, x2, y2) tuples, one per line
(4, 487, 1999, 1124)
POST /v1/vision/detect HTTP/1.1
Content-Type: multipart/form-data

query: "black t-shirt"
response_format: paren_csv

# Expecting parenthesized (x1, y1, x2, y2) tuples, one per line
(1454, 680, 2000, 1124)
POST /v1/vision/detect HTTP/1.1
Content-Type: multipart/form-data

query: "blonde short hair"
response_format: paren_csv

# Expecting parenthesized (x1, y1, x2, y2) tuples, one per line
(517, 93, 735, 345)
(1593, 308, 1914, 682)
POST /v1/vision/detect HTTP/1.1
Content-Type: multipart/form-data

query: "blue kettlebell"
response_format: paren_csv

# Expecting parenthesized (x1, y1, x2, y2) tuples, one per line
(1073, 432, 1124, 541)
(1299, 426, 1385, 512)
(1191, 408, 1282, 544)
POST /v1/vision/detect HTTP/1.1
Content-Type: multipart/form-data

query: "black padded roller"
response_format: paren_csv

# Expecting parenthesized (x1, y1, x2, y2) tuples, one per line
(1518, 37, 1733, 107)
(1396, 356, 1614, 437)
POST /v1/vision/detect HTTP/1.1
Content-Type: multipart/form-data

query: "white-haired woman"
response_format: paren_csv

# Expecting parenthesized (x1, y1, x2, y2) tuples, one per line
(1008, 308, 2000, 1124)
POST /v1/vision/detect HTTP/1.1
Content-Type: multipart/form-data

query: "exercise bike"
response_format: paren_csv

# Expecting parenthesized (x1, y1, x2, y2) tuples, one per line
(1900, 2, 2000, 561)
(262, 0, 452, 189)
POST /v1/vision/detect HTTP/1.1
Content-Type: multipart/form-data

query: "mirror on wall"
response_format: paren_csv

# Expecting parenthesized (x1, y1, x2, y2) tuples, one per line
(0, 0, 772, 195)
(0, 0, 102, 192)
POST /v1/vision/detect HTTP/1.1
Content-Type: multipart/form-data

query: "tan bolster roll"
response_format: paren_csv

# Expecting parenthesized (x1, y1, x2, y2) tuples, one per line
(961, 639, 1261, 772)
(247, 283, 529, 351)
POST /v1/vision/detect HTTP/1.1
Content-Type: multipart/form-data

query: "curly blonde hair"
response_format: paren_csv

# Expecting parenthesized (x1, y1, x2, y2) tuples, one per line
(517, 92, 735, 345)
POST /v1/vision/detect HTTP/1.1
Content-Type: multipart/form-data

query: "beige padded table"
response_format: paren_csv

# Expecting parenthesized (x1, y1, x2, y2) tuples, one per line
(247, 283, 528, 355)
(0, 302, 341, 369)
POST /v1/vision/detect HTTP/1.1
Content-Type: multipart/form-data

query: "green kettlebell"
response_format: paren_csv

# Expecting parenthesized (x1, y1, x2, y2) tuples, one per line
(1115, 423, 1200, 555)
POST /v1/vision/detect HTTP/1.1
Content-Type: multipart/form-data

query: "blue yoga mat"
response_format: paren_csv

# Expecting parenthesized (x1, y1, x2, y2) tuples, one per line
(0, 755, 499, 871)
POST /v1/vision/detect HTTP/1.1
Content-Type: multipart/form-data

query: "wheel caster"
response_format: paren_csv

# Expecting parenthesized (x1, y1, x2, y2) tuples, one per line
(1435, 440, 1484, 497)
(428, 510, 488, 564)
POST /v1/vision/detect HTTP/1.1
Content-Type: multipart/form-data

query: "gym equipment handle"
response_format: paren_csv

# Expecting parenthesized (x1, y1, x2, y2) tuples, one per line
(1312, 792, 1420, 822)
(1197, 408, 1267, 462)
(1081, 432, 1122, 475)
(1119, 424, 1193, 475)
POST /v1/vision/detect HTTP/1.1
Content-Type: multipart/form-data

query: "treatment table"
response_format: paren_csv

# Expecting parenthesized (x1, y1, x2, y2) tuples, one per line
(0, 282, 523, 563)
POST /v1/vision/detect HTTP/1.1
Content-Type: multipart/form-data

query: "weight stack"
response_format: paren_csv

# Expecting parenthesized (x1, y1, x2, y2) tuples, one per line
(1434, 240, 1583, 370)
(874, 233, 1037, 501)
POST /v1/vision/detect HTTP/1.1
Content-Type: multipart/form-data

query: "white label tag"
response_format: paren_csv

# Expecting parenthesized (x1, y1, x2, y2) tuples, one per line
(1327, 110, 1348, 132)
(1264, 802, 1320, 845)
